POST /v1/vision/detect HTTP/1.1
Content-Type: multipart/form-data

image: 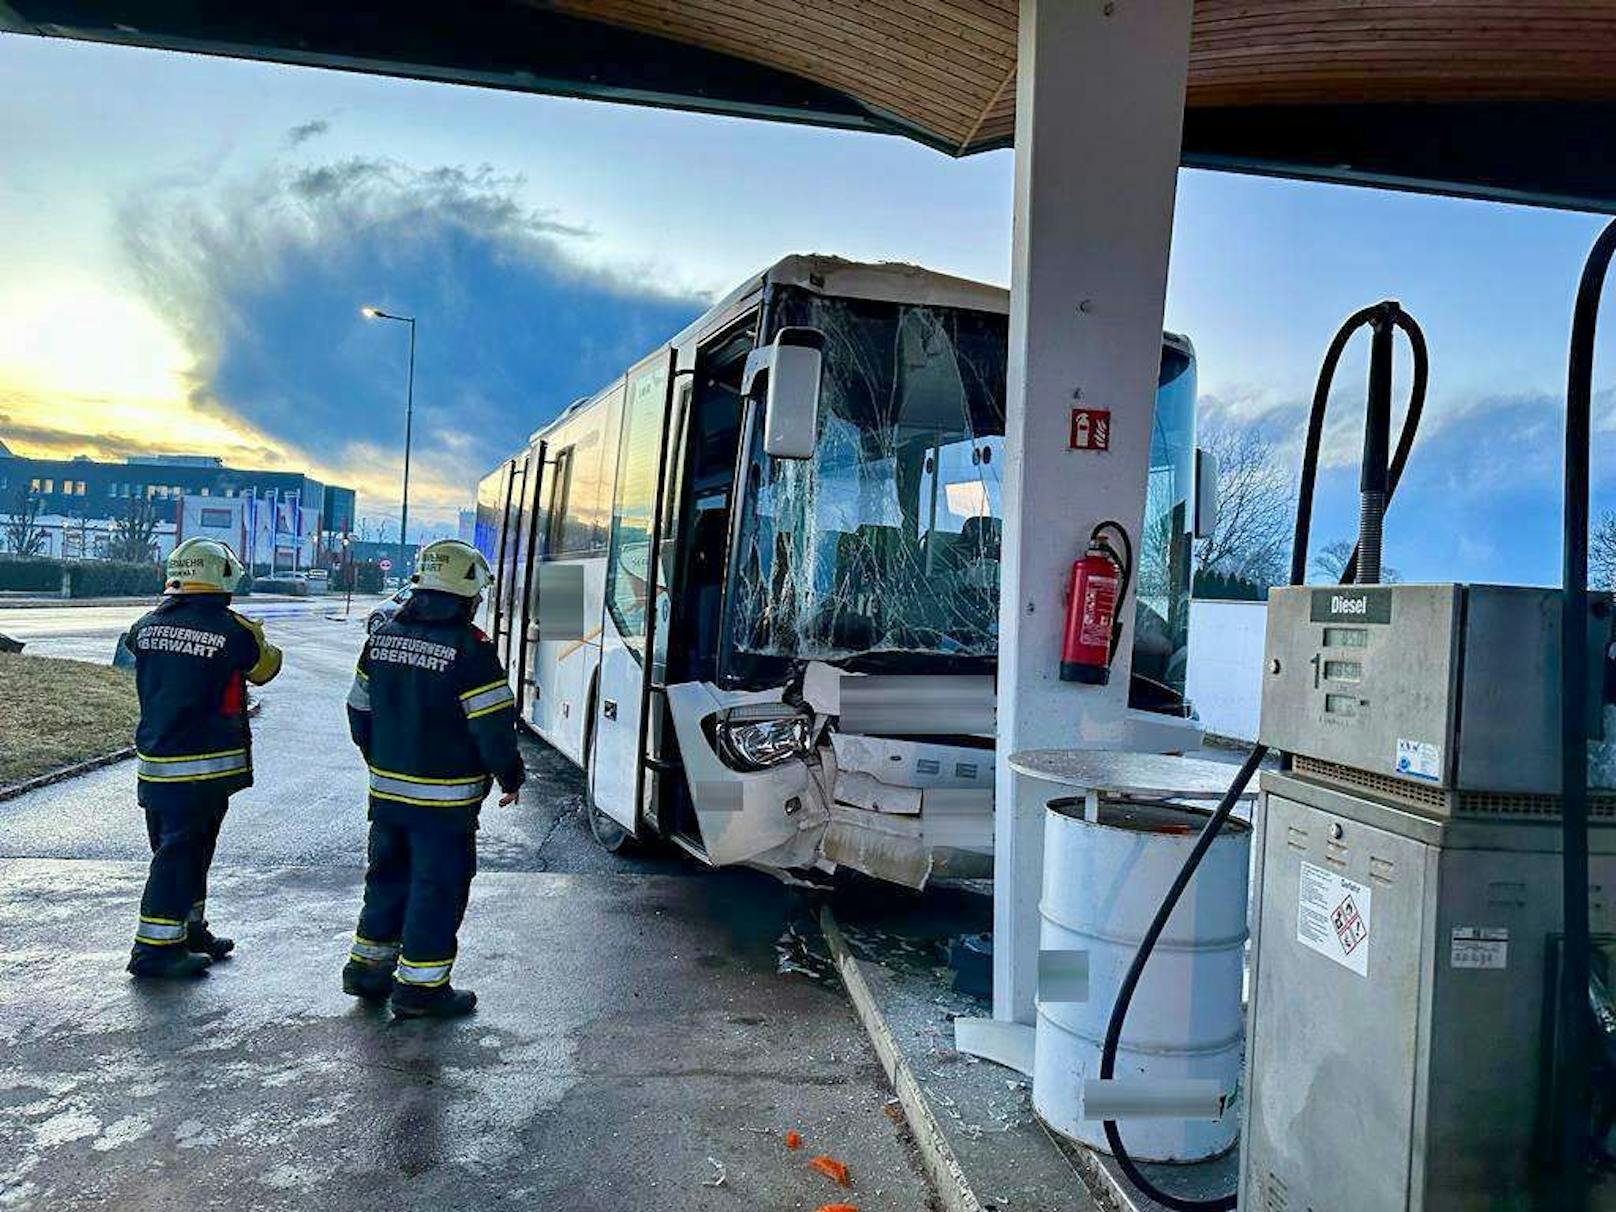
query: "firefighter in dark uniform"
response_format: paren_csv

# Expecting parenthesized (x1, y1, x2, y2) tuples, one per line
(126, 538, 282, 980)
(341, 539, 524, 1018)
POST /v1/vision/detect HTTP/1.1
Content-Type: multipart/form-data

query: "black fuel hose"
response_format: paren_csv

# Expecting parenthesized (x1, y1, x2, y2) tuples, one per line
(1097, 303, 1428, 1212)
(1091, 520, 1136, 663)
(1555, 217, 1616, 1208)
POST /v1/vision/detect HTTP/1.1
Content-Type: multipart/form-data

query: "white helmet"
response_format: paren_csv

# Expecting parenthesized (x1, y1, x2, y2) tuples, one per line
(412, 539, 493, 599)
(165, 537, 244, 595)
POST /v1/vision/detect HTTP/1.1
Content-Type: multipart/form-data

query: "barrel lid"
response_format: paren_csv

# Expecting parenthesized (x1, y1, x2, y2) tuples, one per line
(1046, 794, 1251, 836)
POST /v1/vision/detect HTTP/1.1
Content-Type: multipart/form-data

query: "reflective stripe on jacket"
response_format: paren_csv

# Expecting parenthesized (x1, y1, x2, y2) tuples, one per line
(347, 589, 524, 832)
(127, 595, 280, 808)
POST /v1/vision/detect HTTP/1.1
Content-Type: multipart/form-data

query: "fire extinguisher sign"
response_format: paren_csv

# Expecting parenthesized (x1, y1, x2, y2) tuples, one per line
(1069, 407, 1111, 451)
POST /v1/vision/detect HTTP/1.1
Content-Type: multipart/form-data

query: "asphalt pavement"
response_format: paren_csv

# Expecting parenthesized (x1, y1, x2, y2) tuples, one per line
(0, 601, 938, 1210)
(0, 599, 684, 874)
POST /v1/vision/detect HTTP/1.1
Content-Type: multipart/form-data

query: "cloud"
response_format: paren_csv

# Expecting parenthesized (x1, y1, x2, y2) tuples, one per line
(286, 119, 330, 146)
(1197, 381, 1603, 585)
(108, 153, 705, 525)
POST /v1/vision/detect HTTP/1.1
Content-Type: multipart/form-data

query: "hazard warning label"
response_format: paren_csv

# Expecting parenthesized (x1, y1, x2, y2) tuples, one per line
(1297, 861, 1372, 977)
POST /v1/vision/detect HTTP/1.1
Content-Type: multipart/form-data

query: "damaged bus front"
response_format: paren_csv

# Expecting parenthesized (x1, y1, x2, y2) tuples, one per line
(479, 256, 1205, 888)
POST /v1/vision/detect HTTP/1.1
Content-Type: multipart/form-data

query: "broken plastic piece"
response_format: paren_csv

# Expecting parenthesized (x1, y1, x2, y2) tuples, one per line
(808, 1155, 851, 1187)
(701, 1157, 727, 1188)
(785, 1129, 803, 1150)
(815, 1205, 859, 1212)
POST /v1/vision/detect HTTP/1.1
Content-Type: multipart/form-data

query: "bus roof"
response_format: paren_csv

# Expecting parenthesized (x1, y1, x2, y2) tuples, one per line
(528, 254, 1009, 444)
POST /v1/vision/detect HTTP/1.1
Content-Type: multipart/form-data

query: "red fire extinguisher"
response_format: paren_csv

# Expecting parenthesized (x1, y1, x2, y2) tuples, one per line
(1060, 522, 1133, 685)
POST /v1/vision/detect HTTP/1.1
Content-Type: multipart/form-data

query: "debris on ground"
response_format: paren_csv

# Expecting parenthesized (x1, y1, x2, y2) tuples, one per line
(785, 1129, 803, 1150)
(701, 1157, 727, 1188)
(881, 1098, 902, 1123)
(814, 1205, 859, 1212)
(775, 919, 837, 981)
(808, 1154, 852, 1187)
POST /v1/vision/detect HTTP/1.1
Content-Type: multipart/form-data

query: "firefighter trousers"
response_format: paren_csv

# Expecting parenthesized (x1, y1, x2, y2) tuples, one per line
(133, 793, 228, 957)
(353, 821, 477, 990)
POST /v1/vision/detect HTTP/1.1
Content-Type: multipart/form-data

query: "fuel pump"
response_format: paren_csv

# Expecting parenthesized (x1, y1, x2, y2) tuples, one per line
(1096, 298, 1428, 1212)
(1100, 221, 1616, 1212)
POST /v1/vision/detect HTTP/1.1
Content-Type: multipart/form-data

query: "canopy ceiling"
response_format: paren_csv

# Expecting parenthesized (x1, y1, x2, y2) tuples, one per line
(7, 0, 1616, 210)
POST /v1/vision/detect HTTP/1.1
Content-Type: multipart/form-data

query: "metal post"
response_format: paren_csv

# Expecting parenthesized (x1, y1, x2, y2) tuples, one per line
(991, 0, 1194, 1027)
(361, 307, 418, 588)
(399, 318, 416, 583)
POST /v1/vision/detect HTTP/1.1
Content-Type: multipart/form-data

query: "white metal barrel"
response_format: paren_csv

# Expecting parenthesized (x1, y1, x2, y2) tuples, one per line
(1033, 795, 1250, 1162)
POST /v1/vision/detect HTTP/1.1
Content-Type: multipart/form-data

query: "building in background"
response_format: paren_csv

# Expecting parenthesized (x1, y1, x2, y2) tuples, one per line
(458, 508, 476, 545)
(343, 538, 418, 580)
(25, 512, 179, 561)
(0, 448, 357, 569)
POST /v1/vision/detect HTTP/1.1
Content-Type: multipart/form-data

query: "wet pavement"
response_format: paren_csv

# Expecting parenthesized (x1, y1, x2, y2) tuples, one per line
(0, 860, 936, 1211)
(0, 603, 940, 1210)
(0, 604, 684, 875)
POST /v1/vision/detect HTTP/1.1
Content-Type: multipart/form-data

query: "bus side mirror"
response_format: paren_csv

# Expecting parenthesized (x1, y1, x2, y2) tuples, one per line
(743, 327, 824, 460)
(1193, 446, 1219, 539)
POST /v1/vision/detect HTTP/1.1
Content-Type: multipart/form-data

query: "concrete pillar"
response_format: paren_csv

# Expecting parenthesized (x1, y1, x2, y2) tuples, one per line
(993, 0, 1194, 1025)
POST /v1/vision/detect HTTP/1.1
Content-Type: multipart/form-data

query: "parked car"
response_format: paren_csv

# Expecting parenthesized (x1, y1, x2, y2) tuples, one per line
(366, 585, 412, 634)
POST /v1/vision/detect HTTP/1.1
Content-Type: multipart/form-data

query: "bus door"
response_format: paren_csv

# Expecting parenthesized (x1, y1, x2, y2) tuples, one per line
(590, 349, 677, 833)
(641, 371, 694, 837)
(488, 457, 518, 660)
(512, 441, 546, 716)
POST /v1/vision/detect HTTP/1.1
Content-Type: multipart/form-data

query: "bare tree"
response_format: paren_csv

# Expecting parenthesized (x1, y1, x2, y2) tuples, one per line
(2, 488, 47, 556)
(108, 498, 161, 563)
(1194, 425, 1294, 588)
(1311, 537, 1402, 584)
(1592, 512, 1616, 592)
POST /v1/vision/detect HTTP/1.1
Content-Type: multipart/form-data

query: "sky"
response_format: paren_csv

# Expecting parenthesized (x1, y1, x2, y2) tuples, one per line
(3, 32, 1616, 580)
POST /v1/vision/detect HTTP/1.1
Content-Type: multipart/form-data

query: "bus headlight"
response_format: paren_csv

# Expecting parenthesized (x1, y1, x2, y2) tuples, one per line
(713, 704, 813, 771)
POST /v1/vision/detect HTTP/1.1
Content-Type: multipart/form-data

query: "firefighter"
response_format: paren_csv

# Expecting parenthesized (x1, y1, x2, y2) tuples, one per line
(126, 538, 282, 980)
(341, 539, 524, 1019)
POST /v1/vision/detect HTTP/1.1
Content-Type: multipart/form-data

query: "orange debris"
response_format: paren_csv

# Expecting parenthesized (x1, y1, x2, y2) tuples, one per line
(785, 1129, 803, 1150)
(815, 1205, 859, 1212)
(808, 1155, 851, 1187)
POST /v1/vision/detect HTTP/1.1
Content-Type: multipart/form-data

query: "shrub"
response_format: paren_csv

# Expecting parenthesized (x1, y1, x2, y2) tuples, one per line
(254, 576, 309, 597)
(0, 557, 64, 593)
(336, 562, 386, 594)
(69, 560, 165, 598)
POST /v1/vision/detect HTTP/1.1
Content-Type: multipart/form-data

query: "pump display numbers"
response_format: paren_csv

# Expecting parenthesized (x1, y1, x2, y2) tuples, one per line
(1297, 861, 1372, 977)
(1322, 626, 1368, 648)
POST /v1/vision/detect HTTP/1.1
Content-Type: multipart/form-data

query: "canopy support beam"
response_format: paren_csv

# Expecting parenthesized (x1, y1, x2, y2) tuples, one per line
(993, 0, 1195, 1027)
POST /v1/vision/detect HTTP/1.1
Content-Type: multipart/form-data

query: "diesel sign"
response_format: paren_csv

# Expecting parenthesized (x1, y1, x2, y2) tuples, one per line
(1309, 587, 1393, 624)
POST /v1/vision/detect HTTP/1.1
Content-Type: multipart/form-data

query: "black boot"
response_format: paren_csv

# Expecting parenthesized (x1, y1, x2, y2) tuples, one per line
(390, 984, 477, 1020)
(186, 922, 235, 961)
(341, 961, 395, 1002)
(128, 948, 211, 980)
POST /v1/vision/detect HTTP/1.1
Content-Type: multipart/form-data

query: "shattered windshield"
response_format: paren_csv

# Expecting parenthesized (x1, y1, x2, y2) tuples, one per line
(729, 290, 1007, 667)
(1131, 341, 1195, 709)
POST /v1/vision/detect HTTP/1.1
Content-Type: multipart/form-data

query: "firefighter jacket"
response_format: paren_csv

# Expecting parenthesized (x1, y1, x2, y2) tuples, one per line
(346, 589, 524, 833)
(127, 595, 282, 809)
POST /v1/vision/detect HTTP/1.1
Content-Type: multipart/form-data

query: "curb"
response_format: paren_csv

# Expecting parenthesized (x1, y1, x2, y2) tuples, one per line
(820, 904, 985, 1212)
(0, 745, 136, 802)
(0, 699, 264, 804)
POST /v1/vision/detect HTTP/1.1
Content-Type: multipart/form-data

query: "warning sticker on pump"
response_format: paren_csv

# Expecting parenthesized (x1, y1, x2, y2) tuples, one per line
(1395, 738, 1442, 782)
(1450, 927, 1509, 970)
(1297, 861, 1372, 977)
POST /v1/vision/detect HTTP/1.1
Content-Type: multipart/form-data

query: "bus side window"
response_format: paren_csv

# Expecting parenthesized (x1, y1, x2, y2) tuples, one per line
(545, 447, 573, 556)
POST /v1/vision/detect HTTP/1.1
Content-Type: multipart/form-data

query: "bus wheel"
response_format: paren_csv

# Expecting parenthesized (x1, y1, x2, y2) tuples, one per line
(584, 724, 633, 854)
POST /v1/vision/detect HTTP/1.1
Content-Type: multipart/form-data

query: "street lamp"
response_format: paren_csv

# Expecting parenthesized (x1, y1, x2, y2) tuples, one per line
(360, 305, 416, 585)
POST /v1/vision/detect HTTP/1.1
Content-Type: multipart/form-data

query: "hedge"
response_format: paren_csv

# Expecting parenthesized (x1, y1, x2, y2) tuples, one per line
(0, 557, 61, 593)
(0, 556, 164, 598)
(254, 576, 309, 597)
(332, 562, 385, 594)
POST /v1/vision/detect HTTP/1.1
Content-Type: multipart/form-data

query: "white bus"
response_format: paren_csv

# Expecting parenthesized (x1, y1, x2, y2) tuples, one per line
(477, 255, 1202, 886)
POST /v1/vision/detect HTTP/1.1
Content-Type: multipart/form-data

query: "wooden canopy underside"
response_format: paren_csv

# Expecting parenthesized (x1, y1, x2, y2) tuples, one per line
(545, 1, 1616, 154)
(9, 0, 1616, 209)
